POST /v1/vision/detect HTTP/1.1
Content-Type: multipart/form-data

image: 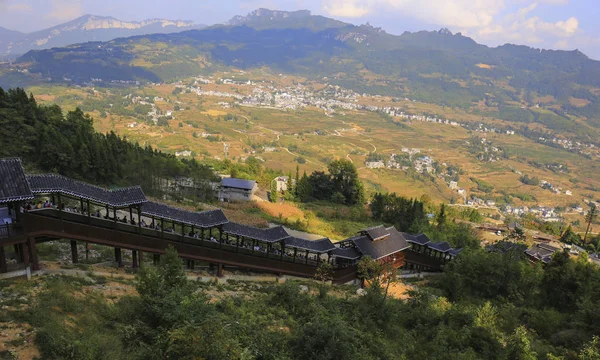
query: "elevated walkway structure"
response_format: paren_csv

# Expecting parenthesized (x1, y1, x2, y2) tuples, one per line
(0, 158, 457, 283)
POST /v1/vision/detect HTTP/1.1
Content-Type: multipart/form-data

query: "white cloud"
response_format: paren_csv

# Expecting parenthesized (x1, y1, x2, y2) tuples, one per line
(322, 0, 507, 28)
(321, 0, 598, 58)
(7, 3, 33, 12)
(322, 0, 370, 17)
(45, 0, 83, 22)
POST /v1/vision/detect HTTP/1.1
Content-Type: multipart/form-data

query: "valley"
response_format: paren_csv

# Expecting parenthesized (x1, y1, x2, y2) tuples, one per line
(27, 69, 600, 232)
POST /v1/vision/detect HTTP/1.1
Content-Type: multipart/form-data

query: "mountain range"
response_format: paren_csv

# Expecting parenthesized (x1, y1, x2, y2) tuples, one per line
(3, 9, 600, 141)
(0, 15, 202, 58)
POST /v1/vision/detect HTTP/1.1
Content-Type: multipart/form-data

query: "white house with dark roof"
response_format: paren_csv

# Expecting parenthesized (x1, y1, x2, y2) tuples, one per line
(219, 178, 258, 202)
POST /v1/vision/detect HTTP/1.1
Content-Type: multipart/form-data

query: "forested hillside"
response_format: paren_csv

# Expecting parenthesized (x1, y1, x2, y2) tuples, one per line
(7, 244, 600, 359)
(0, 87, 217, 198)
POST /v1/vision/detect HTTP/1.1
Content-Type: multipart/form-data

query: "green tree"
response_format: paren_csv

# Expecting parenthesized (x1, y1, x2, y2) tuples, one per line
(296, 171, 313, 202)
(314, 261, 334, 298)
(436, 204, 447, 230)
(584, 203, 597, 243)
(327, 159, 365, 205)
(504, 326, 538, 360)
(270, 179, 278, 203)
(294, 164, 300, 196)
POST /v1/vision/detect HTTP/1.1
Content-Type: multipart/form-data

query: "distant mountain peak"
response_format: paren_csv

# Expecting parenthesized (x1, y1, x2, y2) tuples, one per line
(53, 14, 196, 31)
(0, 15, 200, 56)
(227, 8, 312, 26)
(438, 28, 453, 36)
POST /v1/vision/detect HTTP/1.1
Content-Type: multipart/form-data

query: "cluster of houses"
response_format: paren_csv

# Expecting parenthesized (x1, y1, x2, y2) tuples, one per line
(540, 180, 572, 196)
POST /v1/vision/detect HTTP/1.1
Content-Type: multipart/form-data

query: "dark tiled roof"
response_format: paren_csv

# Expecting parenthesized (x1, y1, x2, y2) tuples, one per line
(141, 201, 228, 228)
(404, 233, 431, 246)
(0, 158, 34, 203)
(331, 247, 362, 259)
(485, 241, 527, 254)
(427, 242, 453, 253)
(27, 174, 147, 207)
(448, 248, 463, 257)
(350, 227, 410, 260)
(221, 178, 256, 190)
(284, 237, 336, 253)
(223, 222, 289, 242)
(362, 225, 391, 241)
(525, 243, 561, 264)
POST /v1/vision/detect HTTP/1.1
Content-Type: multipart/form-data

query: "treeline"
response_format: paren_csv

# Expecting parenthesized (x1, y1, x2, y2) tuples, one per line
(0, 88, 217, 200)
(295, 159, 365, 205)
(370, 193, 481, 249)
(435, 248, 600, 358)
(24, 245, 600, 359)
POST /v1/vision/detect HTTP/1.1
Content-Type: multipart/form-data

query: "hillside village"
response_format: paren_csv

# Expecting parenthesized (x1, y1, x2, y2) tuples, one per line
(118, 75, 600, 160)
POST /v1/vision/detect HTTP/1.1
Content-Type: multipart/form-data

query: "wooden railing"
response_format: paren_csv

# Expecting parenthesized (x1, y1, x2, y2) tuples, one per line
(21, 209, 358, 282)
(0, 223, 23, 239)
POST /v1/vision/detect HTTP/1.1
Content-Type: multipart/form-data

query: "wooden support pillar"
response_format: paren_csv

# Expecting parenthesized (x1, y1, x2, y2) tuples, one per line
(105, 204, 109, 219)
(22, 242, 29, 267)
(138, 251, 144, 268)
(113, 207, 117, 229)
(293, 248, 297, 262)
(181, 223, 185, 242)
(132, 250, 138, 269)
(57, 193, 63, 220)
(280, 242, 285, 261)
(317, 253, 321, 265)
(80, 198, 84, 213)
(28, 238, 39, 271)
(115, 248, 123, 267)
(0, 246, 7, 273)
(13, 244, 21, 263)
(70, 240, 78, 264)
(161, 219, 164, 239)
(129, 206, 133, 224)
(236, 235, 240, 252)
(153, 254, 160, 265)
(305, 250, 309, 264)
(137, 205, 142, 234)
(189, 259, 194, 270)
(86, 200, 91, 224)
(201, 227, 205, 240)
(217, 263, 223, 277)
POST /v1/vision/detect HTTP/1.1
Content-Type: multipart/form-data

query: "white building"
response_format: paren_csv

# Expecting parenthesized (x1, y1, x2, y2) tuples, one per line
(219, 178, 257, 202)
(366, 161, 385, 169)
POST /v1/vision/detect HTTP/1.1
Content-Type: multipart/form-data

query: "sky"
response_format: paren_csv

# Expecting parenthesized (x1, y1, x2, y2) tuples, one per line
(0, 0, 599, 59)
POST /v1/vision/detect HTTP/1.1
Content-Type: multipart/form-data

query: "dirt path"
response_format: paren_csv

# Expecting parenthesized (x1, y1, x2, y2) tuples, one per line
(283, 148, 325, 169)
(346, 154, 353, 163)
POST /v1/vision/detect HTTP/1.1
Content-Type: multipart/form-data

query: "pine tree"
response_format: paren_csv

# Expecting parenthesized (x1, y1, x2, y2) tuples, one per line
(584, 203, 597, 243)
(437, 204, 447, 230)
(270, 179, 278, 203)
(294, 164, 300, 196)
(296, 171, 313, 202)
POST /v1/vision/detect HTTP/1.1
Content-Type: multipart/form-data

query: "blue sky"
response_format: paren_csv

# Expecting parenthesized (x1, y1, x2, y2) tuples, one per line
(1, 0, 599, 59)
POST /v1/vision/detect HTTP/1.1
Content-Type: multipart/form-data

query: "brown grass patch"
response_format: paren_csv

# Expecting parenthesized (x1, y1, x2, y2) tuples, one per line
(202, 109, 228, 117)
(258, 201, 305, 220)
(569, 97, 591, 107)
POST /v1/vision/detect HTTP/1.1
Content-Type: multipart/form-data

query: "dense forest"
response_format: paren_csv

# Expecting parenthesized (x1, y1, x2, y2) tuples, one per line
(14, 245, 600, 359)
(0, 87, 217, 200)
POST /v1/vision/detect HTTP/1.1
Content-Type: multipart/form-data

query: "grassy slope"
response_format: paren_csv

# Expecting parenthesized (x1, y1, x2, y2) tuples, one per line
(27, 79, 600, 231)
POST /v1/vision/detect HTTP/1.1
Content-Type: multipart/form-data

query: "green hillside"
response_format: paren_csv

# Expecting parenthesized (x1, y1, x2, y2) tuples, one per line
(3, 9, 600, 141)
